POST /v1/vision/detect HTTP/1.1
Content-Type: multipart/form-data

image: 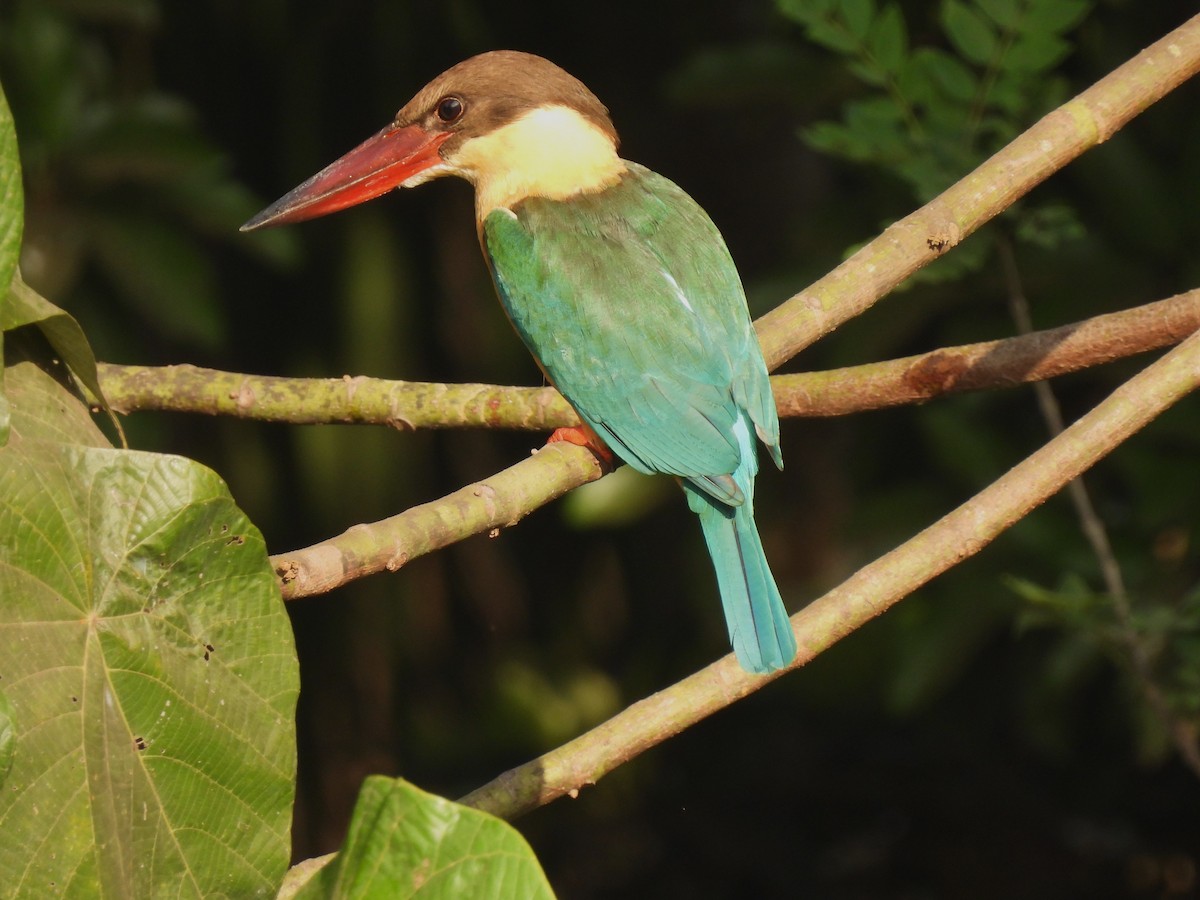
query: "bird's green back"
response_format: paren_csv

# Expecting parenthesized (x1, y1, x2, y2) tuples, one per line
(482, 163, 780, 501)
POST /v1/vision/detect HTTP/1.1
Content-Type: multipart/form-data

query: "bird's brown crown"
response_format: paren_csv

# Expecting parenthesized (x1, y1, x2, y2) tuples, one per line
(398, 51, 626, 216)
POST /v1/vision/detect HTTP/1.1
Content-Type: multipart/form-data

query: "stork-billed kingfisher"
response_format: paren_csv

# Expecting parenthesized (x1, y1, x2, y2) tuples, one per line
(243, 51, 797, 674)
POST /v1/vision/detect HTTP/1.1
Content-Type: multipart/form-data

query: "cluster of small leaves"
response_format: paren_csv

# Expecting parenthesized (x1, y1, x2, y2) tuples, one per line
(1011, 574, 1200, 761)
(0, 0, 294, 351)
(778, 0, 1091, 278)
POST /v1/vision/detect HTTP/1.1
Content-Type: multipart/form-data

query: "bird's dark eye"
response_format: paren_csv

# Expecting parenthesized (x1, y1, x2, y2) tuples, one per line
(436, 96, 464, 123)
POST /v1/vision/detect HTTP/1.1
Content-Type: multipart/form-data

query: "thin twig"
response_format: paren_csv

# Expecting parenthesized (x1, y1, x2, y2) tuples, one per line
(1000, 241, 1200, 780)
(997, 239, 1127, 599)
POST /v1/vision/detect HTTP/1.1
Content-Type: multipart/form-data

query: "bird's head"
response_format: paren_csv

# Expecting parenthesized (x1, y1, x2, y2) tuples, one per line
(241, 51, 623, 231)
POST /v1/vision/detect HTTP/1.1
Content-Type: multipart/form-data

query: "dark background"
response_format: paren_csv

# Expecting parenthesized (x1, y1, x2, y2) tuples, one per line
(4, 1, 1199, 896)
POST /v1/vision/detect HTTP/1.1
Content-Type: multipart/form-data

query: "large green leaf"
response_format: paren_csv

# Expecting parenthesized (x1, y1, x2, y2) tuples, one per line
(0, 361, 299, 897)
(289, 777, 555, 900)
(3, 274, 113, 427)
(3, 342, 110, 447)
(0, 75, 26, 443)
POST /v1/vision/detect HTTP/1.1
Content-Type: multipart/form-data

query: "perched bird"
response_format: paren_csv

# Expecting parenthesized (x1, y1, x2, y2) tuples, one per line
(243, 51, 796, 673)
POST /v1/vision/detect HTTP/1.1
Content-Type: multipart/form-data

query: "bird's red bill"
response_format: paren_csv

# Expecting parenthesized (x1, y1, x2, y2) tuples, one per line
(241, 124, 450, 230)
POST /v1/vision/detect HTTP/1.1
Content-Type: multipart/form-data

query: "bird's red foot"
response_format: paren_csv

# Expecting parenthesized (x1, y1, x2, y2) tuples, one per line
(547, 424, 615, 469)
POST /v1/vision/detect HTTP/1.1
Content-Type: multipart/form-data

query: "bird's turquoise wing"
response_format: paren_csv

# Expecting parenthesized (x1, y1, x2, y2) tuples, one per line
(482, 164, 780, 501)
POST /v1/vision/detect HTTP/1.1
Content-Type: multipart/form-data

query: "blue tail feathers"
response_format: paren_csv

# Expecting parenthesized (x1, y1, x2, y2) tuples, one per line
(686, 484, 797, 674)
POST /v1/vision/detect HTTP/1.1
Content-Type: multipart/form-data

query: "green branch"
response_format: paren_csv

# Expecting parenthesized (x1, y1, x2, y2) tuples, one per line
(96, 363, 575, 430)
(97, 287, 1200, 427)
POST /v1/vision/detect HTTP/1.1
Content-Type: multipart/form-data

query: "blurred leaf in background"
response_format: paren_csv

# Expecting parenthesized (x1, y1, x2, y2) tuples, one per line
(0, 0, 296, 357)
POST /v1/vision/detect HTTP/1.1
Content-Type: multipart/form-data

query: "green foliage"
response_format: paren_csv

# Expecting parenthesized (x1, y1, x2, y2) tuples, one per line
(3, 271, 113, 430)
(1, 93, 299, 879)
(289, 778, 555, 899)
(1011, 574, 1200, 760)
(0, 75, 21, 441)
(779, 0, 1091, 279)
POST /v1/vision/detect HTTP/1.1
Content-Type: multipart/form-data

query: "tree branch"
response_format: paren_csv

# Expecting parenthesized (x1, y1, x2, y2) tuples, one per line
(459, 323, 1200, 820)
(272, 441, 605, 601)
(776, 288, 1200, 416)
(96, 288, 1200, 425)
(266, 287, 1200, 600)
(95, 363, 576, 430)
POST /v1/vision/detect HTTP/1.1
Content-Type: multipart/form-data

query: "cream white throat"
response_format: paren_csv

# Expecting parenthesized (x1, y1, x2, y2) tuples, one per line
(442, 105, 626, 219)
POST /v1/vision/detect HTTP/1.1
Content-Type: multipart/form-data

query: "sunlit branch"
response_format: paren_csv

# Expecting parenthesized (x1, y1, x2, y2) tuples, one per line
(96, 287, 1200, 425)
(271, 442, 604, 601)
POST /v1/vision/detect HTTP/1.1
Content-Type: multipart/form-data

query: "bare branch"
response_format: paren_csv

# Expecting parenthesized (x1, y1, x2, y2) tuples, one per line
(96, 288, 1200, 424)
(460, 324, 1200, 820)
(272, 442, 604, 601)
(777, 288, 1200, 417)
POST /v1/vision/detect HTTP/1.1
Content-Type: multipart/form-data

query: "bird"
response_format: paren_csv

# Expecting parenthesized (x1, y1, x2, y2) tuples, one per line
(242, 50, 797, 674)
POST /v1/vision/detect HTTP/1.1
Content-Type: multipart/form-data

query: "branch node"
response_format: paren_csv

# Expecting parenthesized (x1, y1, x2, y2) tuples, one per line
(232, 382, 256, 410)
(926, 221, 962, 253)
(342, 374, 368, 401)
(905, 351, 969, 396)
(275, 560, 299, 584)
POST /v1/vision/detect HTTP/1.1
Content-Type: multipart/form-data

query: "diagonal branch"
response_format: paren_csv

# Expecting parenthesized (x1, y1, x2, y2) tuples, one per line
(459, 323, 1200, 821)
(754, 13, 1200, 370)
(272, 441, 604, 600)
